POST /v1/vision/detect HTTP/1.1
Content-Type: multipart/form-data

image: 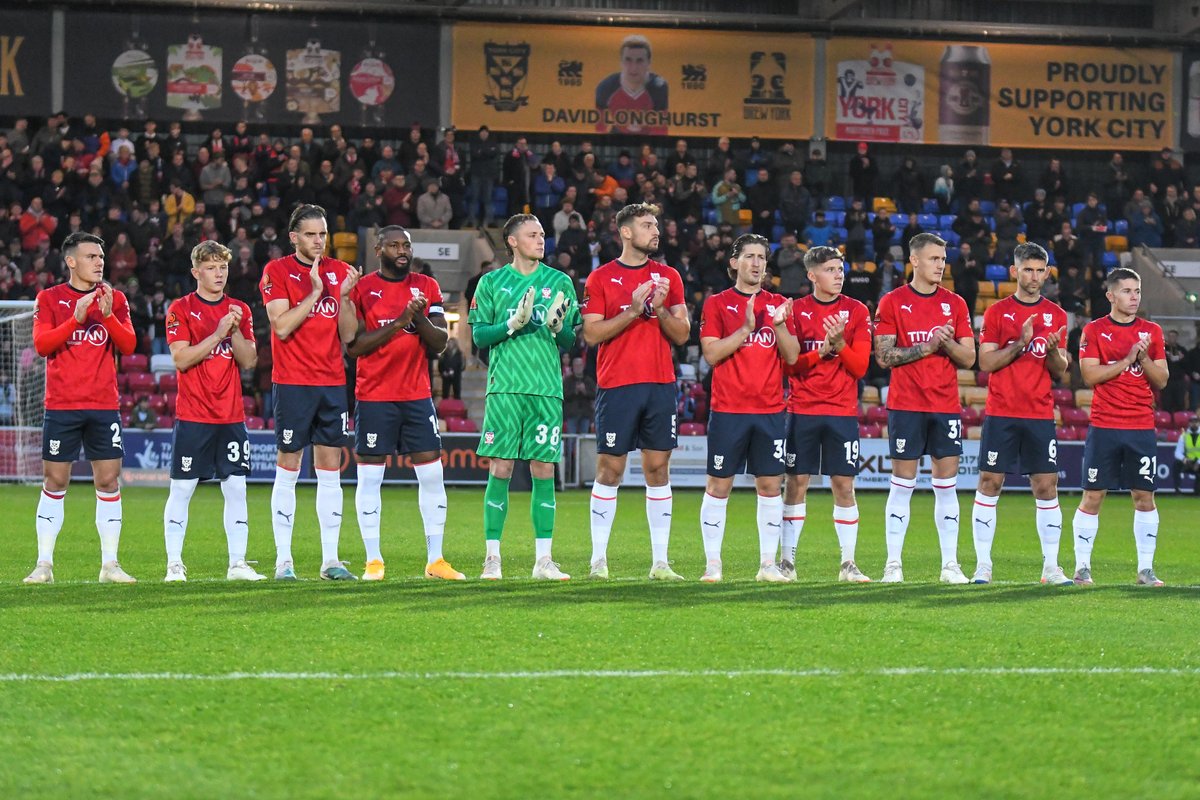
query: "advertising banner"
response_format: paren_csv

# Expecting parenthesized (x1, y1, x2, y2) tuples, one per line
(0, 9, 53, 117)
(452, 22, 814, 138)
(827, 39, 1173, 150)
(63, 11, 439, 127)
(1182, 50, 1200, 152)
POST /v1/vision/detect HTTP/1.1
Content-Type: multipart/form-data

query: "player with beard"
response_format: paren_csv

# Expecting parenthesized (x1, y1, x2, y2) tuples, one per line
(1073, 268, 1168, 586)
(582, 203, 690, 580)
(697, 234, 800, 582)
(341, 226, 464, 581)
(260, 204, 361, 581)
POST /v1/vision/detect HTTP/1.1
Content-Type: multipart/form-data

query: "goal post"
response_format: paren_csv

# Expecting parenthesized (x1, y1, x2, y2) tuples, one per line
(0, 300, 44, 483)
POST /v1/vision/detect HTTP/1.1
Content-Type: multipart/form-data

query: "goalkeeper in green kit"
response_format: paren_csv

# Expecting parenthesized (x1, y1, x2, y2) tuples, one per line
(469, 214, 582, 580)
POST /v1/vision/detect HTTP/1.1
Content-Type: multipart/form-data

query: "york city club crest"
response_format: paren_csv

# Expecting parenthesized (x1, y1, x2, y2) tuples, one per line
(484, 41, 531, 112)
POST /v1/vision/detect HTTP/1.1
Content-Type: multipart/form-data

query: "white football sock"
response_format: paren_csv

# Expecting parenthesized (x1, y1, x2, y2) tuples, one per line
(1073, 507, 1099, 571)
(163, 478, 198, 563)
(535, 537, 552, 560)
(1133, 508, 1159, 572)
(589, 481, 618, 562)
(221, 475, 249, 566)
(932, 478, 960, 564)
(971, 490, 998, 568)
(355, 463, 385, 562)
(35, 486, 66, 563)
(95, 489, 122, 563)
(885, 476, 916, 562)
(1035, 496, 1063, 568)
(415, 458, 448, 563)
(833, 504, 859, 563)
(486, 539, 501, 559)
(700, 492, 727, 562)
(781, 502, 805, 563)
(315, 468, 343, 565)
(271, 464, 299, 566)
(757, 493, 783, 564)
(646, 483, 672, 563)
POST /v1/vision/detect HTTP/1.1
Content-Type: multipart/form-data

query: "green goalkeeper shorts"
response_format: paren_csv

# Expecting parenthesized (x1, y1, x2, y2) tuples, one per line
(477, 393, 564, 463)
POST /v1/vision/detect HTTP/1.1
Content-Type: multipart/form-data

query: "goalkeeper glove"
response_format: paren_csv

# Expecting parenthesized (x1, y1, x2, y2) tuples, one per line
(546, 291, 569, 334)
(506, 286, 536, 334)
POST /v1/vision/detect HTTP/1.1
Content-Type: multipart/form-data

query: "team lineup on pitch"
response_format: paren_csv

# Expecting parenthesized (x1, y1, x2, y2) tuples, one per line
(22, 205, 1173, 588)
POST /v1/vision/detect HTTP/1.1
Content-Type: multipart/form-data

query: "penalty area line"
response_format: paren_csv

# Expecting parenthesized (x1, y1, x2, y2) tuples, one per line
(0, 666, 1197, 683)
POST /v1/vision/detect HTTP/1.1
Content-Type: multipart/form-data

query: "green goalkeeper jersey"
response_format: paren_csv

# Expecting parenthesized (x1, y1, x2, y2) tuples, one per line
(469, 262, 581, 399)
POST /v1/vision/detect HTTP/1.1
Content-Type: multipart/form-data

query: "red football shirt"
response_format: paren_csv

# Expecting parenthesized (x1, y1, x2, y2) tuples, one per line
(980, 295, 1067, 420)
(259, 254, 351, 386)
(874, 284, 973, 414)
(787, 294, 871, 416)
(1080, 315, 1165, 429)
(34, 283, 132, 411)
(166, 292, 255, 424)
(351, 271, 444, 402)
(582, 258, 684, 389)
(700, 288, 788, 414)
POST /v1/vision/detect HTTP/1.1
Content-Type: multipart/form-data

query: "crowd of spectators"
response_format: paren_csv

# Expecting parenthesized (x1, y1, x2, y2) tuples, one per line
(4, 113, 1200, 417)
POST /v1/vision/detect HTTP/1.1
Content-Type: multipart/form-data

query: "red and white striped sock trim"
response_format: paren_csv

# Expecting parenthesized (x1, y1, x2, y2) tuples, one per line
(96, 491, 121, 502)
(931, 480, 957, 490)
(41, 487, 65, 500)
(591, 493, 617, 501)
(833, 518, 859, 525)
(973, 498, 998, 508)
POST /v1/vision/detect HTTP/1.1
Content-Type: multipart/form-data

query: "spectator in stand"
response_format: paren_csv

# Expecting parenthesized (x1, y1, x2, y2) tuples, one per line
(894, 156, 925, 214)
(130, 396, 158, 431)
(416, 179, 452, 230)
(382, 174, 415, 229)
(1057, 263, 1087, 316)
(848, 141, 878, 207)
(993, 199, 1024, 267)
(466, 126, 500, 228)
(1158, 184, 1185, 246)
(1124, 188, 1148, 226)
(1024, 188, 1054, 245)
(769, 231, 806, 298)
(1038, 157, 1069, 201)
(746, 167, 777, 239)
(562, 356, 596, 435)
(711, 168, 745, 230)
(773, 142, 803, 188)
(19, 197, 56, 252)
(531, 162, 566, 232)
(843, 198, 869, 262)
(877, 251, 904, 298)
(665, 138, 694, 176)
(951, 241, 983, 319)
(991, 147, 1023, 202)
(803, 148, 831, 207)
(1185, 336, 1200, 411)
(704, 136, 734, 186)
(107, 232, 137, 285)
(954, 203, 991, 264)
(803, 210, 835, 249)
(148, 284, 170, 354)
(1105, 152, 1133, 218)
(347, 180, 385, 265)
(502, 136, 539, 215)
(163, 181, 195, 231)
(438, 338, 464, 401)
(556, 212, 590, 274)
(933, 164, 954, 214)
(1128, 201, 1163, 249)
(695, 231, 730, 291)
(778, 170, 811, 238)
(844, 259, 879, 307)
(109, 145, 136, 197)
(0, 371, 14, 424)
(1175, 206, 1200, 249)
(668, 162, 705, 222)
(957, 149, 983, 205)
(1072, 194, 1106, 275)
(1150, 146, 1185, 202)
(1163, 329, 1189, 413)
(900, 213, 923, 264)
(430, 126, 464, 177)
(872, 211, 897, 263)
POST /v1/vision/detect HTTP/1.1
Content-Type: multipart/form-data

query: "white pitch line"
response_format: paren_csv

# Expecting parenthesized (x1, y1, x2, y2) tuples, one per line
(0, 666, 1196, 683)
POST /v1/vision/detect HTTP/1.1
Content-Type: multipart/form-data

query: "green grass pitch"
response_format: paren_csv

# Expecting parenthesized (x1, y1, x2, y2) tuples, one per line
(1, 483, 1197, 798)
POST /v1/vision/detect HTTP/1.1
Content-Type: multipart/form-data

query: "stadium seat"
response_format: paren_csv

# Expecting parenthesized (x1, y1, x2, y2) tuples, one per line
(1055, 426, 1073, 441)
(332, 232, 357, 251)
(1051, 388, 1074, 407)
(975, 371, 989, 388)
(1114, 219, 1129, 235)
(148, 394, 169, 414)
(266, 417, 275, 430)
(997, 281, 1019, 298)
(939, 230, 960, 247)
(126, 372, 156, 394)
(245, 416, 265, 430)
(922, 199, 940, 214)
(1104, 235, 1128, 253)
(121, 353, 149, 373)
(1154, 410, 1173, 428)
(771, 225, 787, 242)
(164, 393, 177, 414)
(437, 398, 467, 418)
(866, 406, 888, 425)
(960, 407, 981, 426)
(827, 196, 845, 211)
(447, 417, 479, 433)
(155, 415, 174, 429)
(858, 423, 882, 438)
(1161, 428, 1181, 443)
(115, 373, 128, 392)
(1173, 411, 1196, 429)
(957, 369, 976, 386)
(872, 197, 896, 214)
(917, 213, 938, 229)
(1061, 407, 1090, 427)
(242, 397, 258, 416)
(1075, 389, 1094, 407)
(150, 354, 175, 375)
(985, 264, 1009, 283)
(961, 386, 988, 406)
(157, 373, 178, 392)
(938, 214, 956, 229)
(979, 201, 995, 215)
(679, 422, 706, 436)
(890, 213, 908, 228)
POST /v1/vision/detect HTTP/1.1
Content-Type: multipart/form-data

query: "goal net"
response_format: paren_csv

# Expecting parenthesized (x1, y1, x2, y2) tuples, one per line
(0, 301, 44, 483)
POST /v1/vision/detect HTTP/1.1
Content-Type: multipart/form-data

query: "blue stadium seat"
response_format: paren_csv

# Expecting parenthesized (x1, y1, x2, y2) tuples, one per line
(890, 213, 908, 228)
(492, 186, 508, 204)
(744, 170, 759, 187)
(834, 227, 848, 241)
(979, 201, 996, 215)
(769, 242, 781, 255)
(922, 198, 940, 214)
(986, 216, 996, 231)
(890, 229, 904, 244)
(827, 196, 846, 211)
(917, 213, 938, 228)
(1102, 251, 1120, 269)
(985, 264, 1009, 282)
(771, 225, 787, 242)
(493, 200, 508, 219)
(939, 230, 960, 247)
(544, 237, 555, 254)
(1115, 219, 1129, 235)
(830, 211, 845, 227)
(1046, 249, 1056, 265)
(939, 214, 957, 228)
(703, 208, 718, 225)
(1072, 202, 1085, 218)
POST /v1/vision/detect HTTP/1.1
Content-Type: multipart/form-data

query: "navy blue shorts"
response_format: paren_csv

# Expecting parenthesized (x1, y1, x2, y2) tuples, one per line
(43, 409, 123, 462)
(272, 384, 348, 452)
(594, 382, 677, 455)
(707, 410, 786, 478)
(786, 414, 860, 476)
(979, 416, 1058, 476)
(355, 398, 442, 456)
(1082, 426, 1157, 492)
(171, 420, 250, 480)
(888, 410, 963, 460)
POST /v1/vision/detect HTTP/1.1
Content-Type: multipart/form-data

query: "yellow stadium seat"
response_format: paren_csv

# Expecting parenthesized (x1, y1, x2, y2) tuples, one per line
(962, 386, 988, 406)
(332, 232, 358, 250)
(1075, 389, 1094, 407)
(978, 282, 997, 298)
(860, 385, 880, 404)
(957, 369, 976, 387)
(1105, 235, 1128, 253)
(998, 281, 1019, 298)
(873, 197, 897, 214)
(864, 261, 877, 273)
(738, 208, 753, 224)
(336, 247, 357, 264)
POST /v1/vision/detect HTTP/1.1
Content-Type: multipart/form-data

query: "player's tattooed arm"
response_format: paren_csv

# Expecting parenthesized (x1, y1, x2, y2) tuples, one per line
(873, 334, 932, 368)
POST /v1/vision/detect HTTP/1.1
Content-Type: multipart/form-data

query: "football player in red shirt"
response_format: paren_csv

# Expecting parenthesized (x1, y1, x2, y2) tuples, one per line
(260, 205, 360, 581)
(25, 232, 138, 584)
(582, 204, 690, 580)
(873, 232, 975, 584)
(782, 246, 873, 583)
(162, 242, 264, 582)
(698, 234, 799, 582)
(973, 242, 1072, 586)
(341, 226, 464, 582)
(1074, 268, 1169, 586)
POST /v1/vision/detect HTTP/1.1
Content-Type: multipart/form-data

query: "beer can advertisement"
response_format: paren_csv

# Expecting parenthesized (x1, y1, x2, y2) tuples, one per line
(826, 39, 1173, 150)
(451, 22, 816, 138)
(165, 34, 222, 111)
